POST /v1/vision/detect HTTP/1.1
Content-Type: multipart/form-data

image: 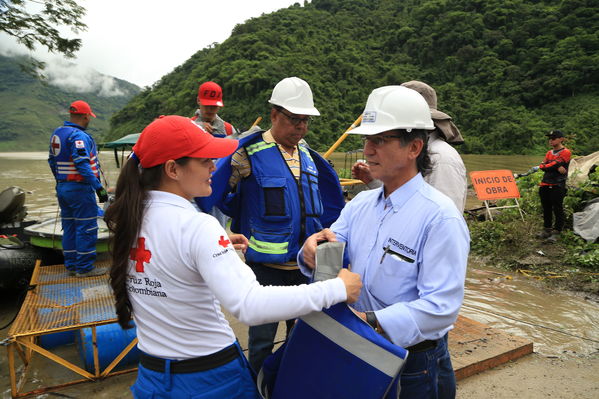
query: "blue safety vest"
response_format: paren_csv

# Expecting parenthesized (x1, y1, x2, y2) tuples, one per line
(195, 131, 345, 261)
(225, 134, 323, 264)
(259, 303, 408, 399)
(48, 122, 100, 184)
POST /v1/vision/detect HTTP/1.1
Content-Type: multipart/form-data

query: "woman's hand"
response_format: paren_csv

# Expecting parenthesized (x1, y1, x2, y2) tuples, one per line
(337, 268, 362, 304)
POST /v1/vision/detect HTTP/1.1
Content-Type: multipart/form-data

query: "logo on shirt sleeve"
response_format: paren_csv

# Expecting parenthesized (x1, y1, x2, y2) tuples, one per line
(218, 235, 230, 248)
(213, 235, 233, 258)
(75, 140, 85, 149)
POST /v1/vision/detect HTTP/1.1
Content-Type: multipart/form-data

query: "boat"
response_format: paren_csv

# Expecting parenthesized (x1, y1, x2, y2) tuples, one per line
(24, 216, 110, 253)
(0, 186, 62, 291)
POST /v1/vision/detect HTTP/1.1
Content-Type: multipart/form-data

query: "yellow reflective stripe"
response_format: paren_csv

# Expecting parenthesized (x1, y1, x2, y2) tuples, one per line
(249, 237, 288, 254)
(299, 145, 314, 162)
(247, 142, 276, 156)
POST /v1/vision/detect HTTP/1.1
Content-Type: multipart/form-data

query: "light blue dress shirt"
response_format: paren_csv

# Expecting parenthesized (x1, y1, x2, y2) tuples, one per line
(300, 173, 470, 348)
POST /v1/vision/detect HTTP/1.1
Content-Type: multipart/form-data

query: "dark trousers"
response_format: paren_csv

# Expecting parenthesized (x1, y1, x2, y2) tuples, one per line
(247, 262, 308, 373)
(539, 185, 567, 231)
(389, 333, 455, 399)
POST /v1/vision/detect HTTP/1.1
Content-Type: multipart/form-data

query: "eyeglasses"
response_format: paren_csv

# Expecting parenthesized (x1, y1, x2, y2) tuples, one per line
(361, 135, 403, 146)
(277, 108, 312, 126)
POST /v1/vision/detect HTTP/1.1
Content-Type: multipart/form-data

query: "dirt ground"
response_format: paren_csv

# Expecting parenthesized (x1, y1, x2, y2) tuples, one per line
(456, 352, 599, 398)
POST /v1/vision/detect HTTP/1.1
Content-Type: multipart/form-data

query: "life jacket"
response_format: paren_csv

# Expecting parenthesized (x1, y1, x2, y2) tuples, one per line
(195, 131, 345, 253)
(224, 134, 323, 264)
(190, 115, 234, 137)
(259, 304, 408, 399)
(49, 123, 100, 183)
(258, 242, 407, 398)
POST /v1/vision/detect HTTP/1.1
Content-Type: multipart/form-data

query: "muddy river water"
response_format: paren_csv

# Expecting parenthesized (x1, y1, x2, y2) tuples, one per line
(1, 152, 597, 397)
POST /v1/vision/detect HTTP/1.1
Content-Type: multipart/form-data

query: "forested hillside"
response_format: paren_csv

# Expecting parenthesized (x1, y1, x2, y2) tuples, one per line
(0, 55, 140, 150)
(109, 0, 598, 156)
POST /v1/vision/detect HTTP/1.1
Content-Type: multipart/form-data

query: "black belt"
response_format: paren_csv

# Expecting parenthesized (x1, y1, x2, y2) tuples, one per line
(406, 339, 438, 353)
(140, 344, 239, 374)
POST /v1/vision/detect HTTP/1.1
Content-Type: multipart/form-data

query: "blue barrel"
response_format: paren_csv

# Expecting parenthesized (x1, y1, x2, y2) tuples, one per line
(38, 284, 81, 349)
(77, 322, 140, 372)
(40, 329, 76, 349)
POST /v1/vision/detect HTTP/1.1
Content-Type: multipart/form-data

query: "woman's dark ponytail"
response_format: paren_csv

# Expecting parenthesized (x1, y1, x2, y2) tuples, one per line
(104, 157, 162, 328)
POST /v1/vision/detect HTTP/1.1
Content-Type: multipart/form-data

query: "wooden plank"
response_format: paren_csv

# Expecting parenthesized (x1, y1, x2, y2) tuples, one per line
(450, 315, 533, 380)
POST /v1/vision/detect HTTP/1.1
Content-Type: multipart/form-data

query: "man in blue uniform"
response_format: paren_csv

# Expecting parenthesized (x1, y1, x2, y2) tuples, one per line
(48, 100, 108, 277)
(206, 77, 342, 373)
(300, 86, 470, 398)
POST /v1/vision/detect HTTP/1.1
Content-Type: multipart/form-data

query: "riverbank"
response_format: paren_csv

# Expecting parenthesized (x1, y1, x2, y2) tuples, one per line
(468, 216, 599, 299)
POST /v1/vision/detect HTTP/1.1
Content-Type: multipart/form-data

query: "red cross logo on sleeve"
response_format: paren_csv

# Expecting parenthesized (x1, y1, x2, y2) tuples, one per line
(218, 235, 230, 248)
(130, 237, 151, 272)
(51, 135, 61, 156)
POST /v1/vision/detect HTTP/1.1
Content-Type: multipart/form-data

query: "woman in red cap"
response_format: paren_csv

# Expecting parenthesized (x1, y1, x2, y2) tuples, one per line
(104, 115, 361, 398)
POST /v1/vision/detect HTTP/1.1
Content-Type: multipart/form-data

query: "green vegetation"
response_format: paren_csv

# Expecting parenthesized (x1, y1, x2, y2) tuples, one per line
(109, 0, 598, 156)
(468, 169, 599, 295)
(0, 55, 140, 150)
(0, 0, 87, 76)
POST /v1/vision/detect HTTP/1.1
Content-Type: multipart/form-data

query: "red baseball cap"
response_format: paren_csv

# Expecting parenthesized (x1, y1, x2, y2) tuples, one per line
(197, 81, 224, 107)
(133, 115, 238, 168)
(69, 100, 96, 118)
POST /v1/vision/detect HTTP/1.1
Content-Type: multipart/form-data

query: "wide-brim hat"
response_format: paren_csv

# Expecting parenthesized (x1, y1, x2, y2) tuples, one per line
(401, 81, 464, 144)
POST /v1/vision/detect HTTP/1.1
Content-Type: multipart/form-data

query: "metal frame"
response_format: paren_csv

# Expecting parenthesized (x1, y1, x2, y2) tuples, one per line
(483, 198, 525, 221)
(6, 261, 138, 398)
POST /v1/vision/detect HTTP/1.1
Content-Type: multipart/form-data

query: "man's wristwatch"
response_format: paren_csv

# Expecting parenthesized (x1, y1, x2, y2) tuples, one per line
(365, 311, 379, 331)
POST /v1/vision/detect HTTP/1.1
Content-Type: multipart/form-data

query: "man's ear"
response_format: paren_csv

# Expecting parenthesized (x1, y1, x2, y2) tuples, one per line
(408, 138, 424, 160)
(270, 108, 278, 123)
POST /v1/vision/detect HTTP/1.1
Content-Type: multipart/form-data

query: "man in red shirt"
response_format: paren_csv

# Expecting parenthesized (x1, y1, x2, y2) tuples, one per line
(538, 129, 571, 241)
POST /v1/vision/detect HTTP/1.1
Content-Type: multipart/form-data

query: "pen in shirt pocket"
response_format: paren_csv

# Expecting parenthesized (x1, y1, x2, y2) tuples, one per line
(380, 244, 415, 264)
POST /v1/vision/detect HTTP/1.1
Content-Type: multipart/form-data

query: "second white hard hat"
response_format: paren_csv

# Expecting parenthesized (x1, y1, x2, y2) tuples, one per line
(350, 86, 434, 135)
(268, 77, 320, 116)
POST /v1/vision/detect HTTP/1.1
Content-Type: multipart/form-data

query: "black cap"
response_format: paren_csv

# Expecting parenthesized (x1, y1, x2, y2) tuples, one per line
(546, 129, 564, 139)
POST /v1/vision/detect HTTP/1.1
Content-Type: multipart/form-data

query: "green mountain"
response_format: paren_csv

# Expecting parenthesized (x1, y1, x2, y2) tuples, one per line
(0, 54, 140, 151)
(109, 0, 598, 156)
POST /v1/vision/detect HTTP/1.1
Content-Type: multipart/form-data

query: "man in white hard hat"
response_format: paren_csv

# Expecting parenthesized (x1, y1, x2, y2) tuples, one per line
(300, 86, 470, 398)
(200, 77, 344, 373)
(352, 80, 468, 212)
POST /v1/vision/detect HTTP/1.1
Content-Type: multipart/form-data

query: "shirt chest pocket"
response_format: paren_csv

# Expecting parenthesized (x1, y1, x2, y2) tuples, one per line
(368, 255, 418, 305)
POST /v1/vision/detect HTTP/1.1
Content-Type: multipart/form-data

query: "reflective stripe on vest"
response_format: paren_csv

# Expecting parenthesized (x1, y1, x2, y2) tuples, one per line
(301, 311, 404, 378)
(248, 236, 288, 255)
(266, 303, 407, 399)
(56, 156, 99, 179)
(246, 141, 276, 156)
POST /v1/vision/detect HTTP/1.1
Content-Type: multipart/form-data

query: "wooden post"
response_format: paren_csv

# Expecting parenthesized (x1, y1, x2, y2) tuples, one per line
(323, 115, 363, 159)
(92, 326, 100, 377)
(101, 337, 139, 377)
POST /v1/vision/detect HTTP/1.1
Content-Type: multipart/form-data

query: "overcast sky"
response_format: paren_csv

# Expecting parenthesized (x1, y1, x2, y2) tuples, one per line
(0, 0, 302, 88)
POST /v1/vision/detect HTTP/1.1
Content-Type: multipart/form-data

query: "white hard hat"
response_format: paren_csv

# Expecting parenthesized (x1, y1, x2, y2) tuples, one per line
(268, 77, 320, 116)
(350, 86, 434, 135)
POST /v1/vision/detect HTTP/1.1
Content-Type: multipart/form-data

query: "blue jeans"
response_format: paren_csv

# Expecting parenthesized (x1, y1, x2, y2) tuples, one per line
(131, 344, 259, 399)
(247, 263, 308, 373)
(389, 333, 455, 399)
